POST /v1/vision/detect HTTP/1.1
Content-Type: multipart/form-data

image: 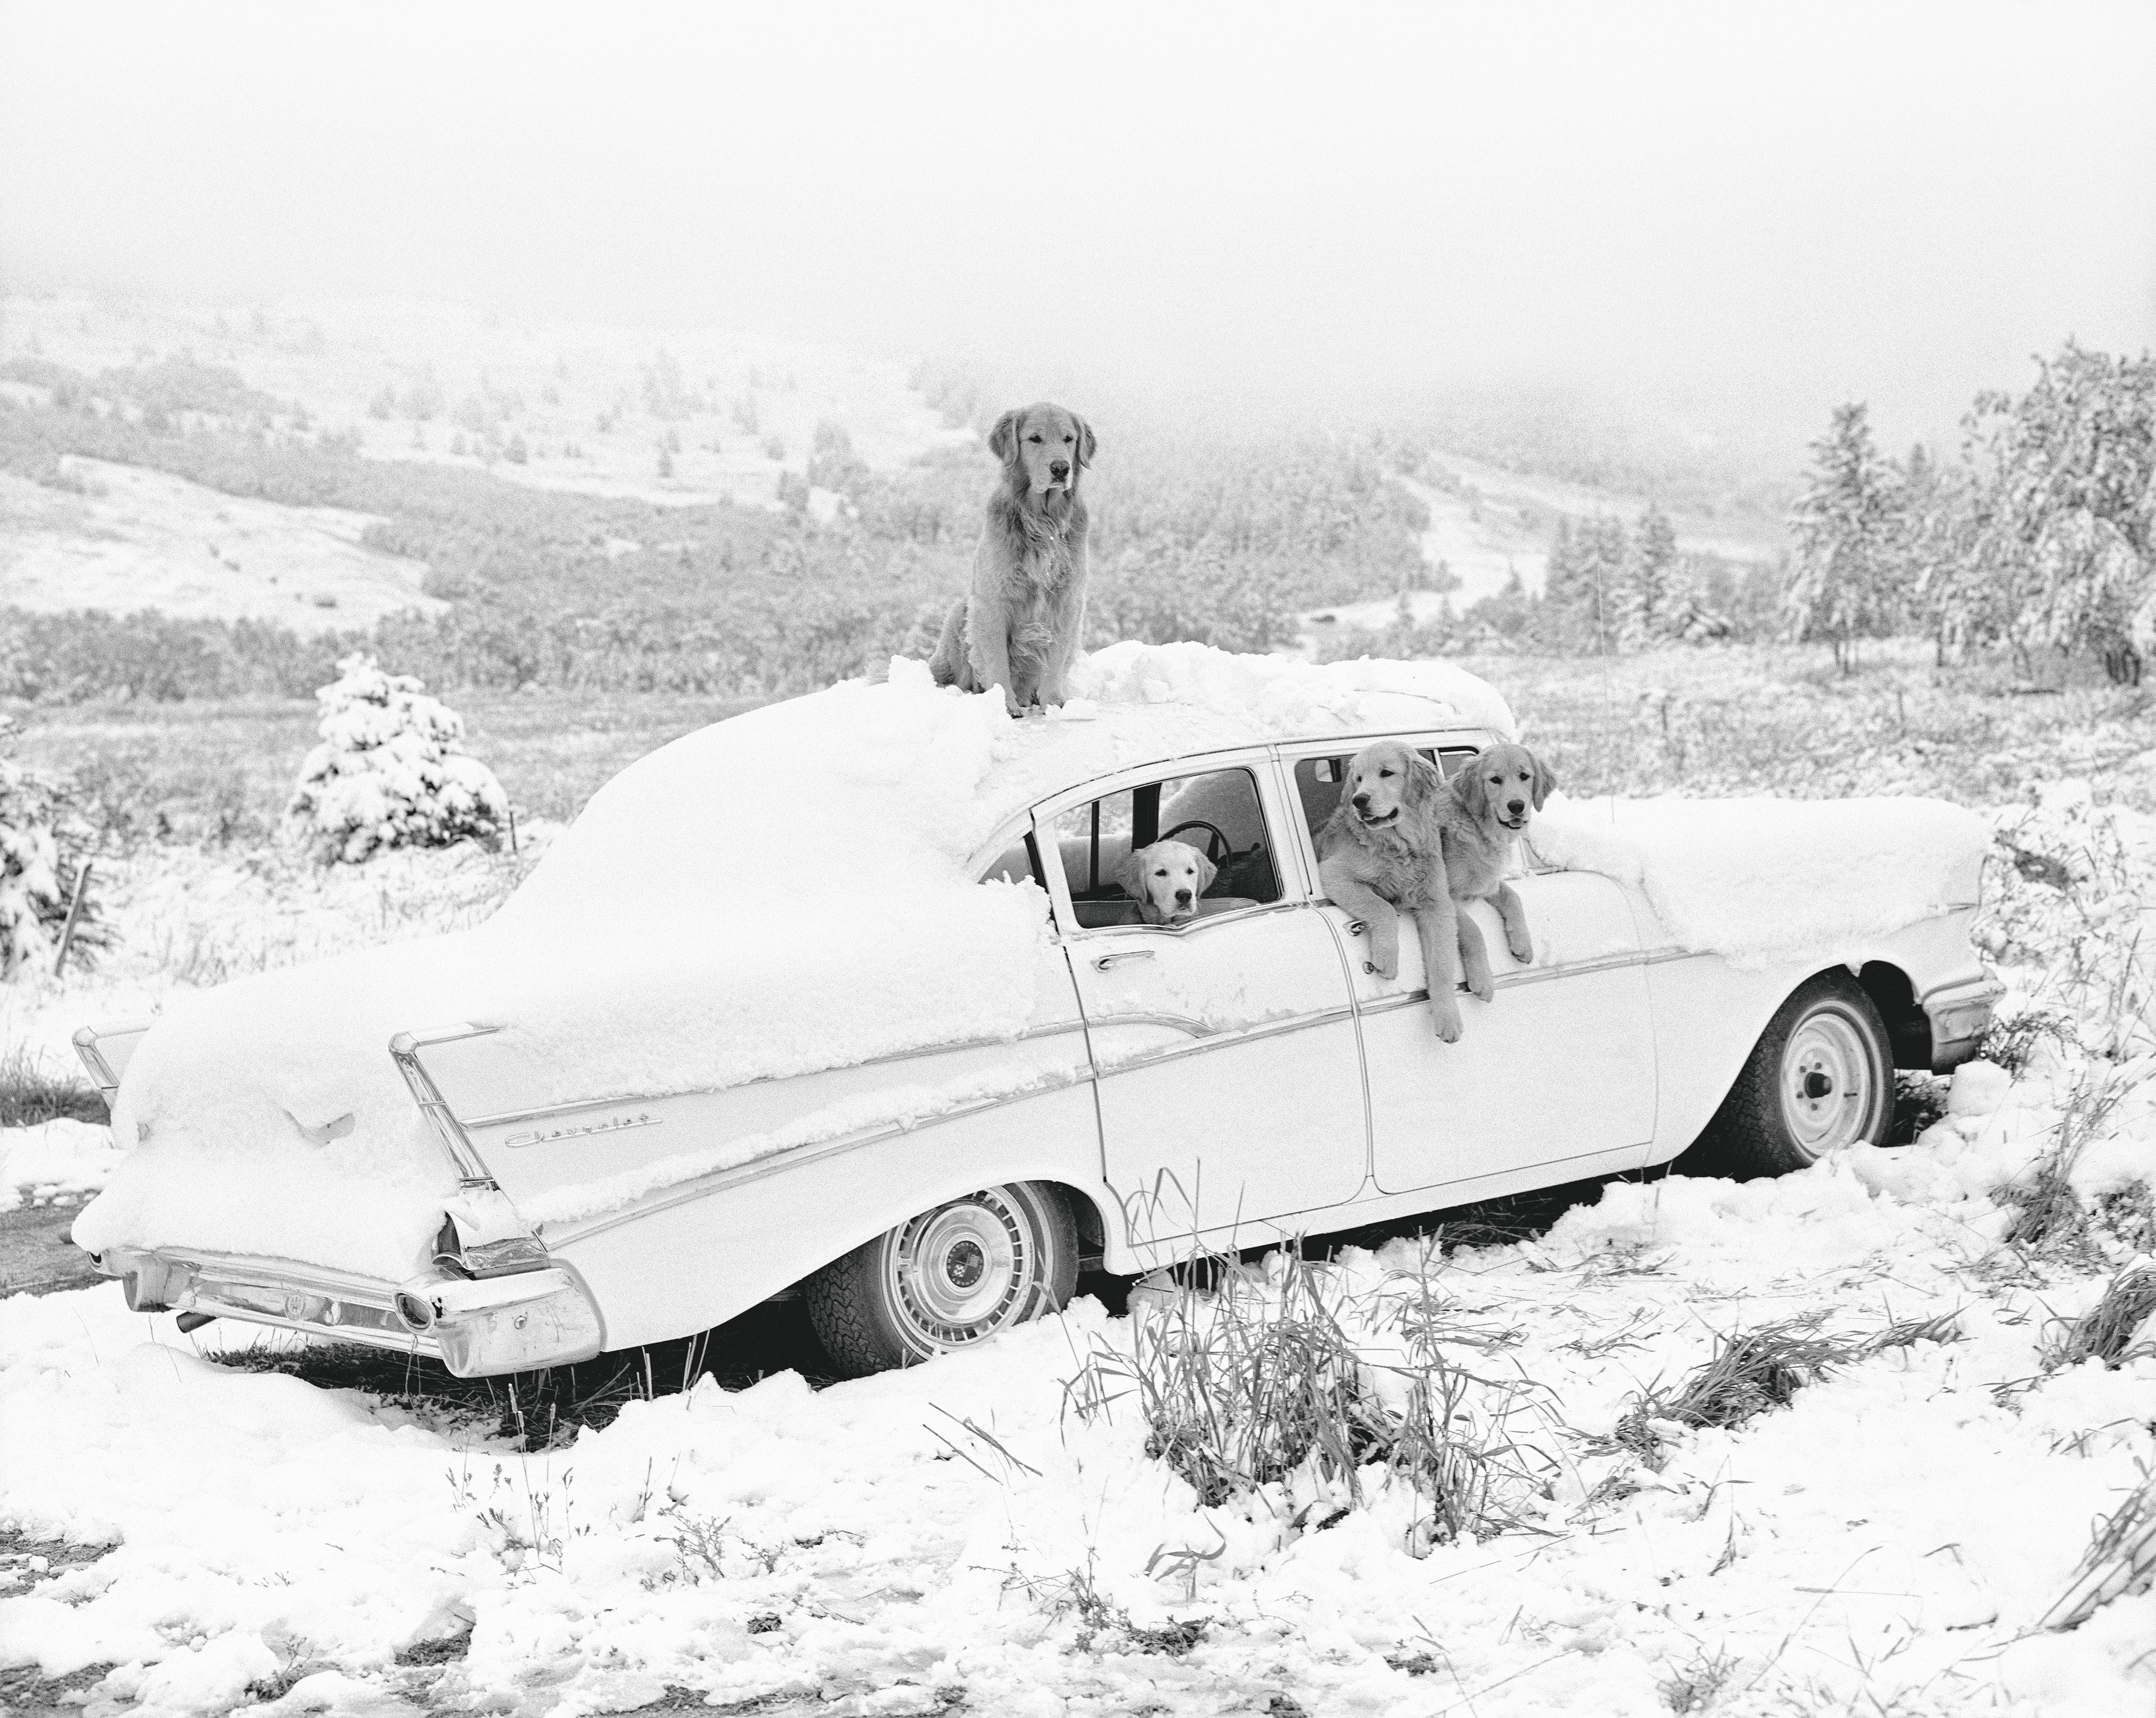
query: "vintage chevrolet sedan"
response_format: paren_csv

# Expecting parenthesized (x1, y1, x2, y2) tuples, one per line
(72, 650, 1999, 1379)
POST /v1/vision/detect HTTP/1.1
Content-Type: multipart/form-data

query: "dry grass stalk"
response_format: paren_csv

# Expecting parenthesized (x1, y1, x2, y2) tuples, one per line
(2042, 1465, 2156, 1632)
(1062, 1244, 1547, 1546)
(1617, 1318, 1847, 1462)
(2043, 1265, 2156, 1371)
(1997, 1067, 2138, 1252)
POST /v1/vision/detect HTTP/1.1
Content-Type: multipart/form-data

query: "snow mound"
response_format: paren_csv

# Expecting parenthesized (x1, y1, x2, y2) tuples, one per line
(76, 647, 1518, 1277)
(1529, 793, 1988, 967)
(1068, 641, 1517, 740)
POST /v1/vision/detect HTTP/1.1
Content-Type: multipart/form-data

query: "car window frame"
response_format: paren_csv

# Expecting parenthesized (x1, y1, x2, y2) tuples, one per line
(1274, 728, 1511, 904)
(1025, 746, 1303, 941)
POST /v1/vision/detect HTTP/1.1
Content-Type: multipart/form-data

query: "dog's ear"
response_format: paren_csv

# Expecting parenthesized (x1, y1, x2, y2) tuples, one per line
(987, 409, 1022, 464)
(1113, 846, 1145, 900)
(1193, 849, 1219, 895)
(1453, 753, 1491, 821)
(1405, 749, 1444, 807)
(1072, 413, 1097, 470)
(1529, 750, 1557, 811)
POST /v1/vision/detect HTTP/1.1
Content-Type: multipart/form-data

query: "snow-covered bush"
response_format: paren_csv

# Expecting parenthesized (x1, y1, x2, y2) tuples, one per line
(1977, 781, 2151, 1057)
(288, 654, 509, 864)
(0, 716, 106, 978)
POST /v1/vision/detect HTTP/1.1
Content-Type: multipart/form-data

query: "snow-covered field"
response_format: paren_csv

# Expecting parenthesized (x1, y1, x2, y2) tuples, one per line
(0, 457, 442, 634)
(2, 701, 2154, 1714)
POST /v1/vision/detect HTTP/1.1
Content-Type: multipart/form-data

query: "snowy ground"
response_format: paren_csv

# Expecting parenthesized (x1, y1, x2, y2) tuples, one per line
(2, 787, 2153, 1715)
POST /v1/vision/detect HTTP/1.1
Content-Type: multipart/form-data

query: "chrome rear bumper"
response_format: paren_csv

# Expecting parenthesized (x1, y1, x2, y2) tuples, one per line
(1921, 975, 2004, 1073)
(93, 1246, 606, 1378)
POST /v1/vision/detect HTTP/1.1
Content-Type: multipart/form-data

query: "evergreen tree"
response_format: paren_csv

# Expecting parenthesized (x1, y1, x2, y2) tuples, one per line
(1786, 402, 1904, 672)
(1961, 340, 2156, 681)
(287, 656, 508, 864)
(1616, 503, 1681, 647)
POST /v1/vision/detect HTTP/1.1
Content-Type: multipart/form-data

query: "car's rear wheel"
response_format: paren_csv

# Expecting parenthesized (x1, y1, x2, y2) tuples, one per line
(1686, 973, 1892, 1180)
(805, 1182, 1078, 1377)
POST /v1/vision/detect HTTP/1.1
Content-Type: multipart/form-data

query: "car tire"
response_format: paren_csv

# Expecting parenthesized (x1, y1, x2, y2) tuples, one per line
(805, 1182, 1079, 1378)
(1685, 973, 1893, 1180)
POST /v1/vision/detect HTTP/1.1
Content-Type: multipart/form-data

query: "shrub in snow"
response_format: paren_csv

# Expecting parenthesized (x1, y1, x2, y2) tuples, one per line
(288, 654, 509, 864)
(0, 717, 107, 978)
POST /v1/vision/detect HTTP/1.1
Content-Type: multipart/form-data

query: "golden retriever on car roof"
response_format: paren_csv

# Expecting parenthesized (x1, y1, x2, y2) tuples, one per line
(1437, 741, 1556, 1002)
(929, 401, 1097, 717)
(1117, 839, 1216, 926)
(1315, 739, 1464, 1042)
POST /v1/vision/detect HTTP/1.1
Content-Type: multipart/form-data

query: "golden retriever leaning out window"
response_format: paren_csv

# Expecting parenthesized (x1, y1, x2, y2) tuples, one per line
(929, 401, 1096, 717)
(1117, 839, 1217, 926)
(1436, 742, 1556, 1002)
(1315, 740, 1464, 1043)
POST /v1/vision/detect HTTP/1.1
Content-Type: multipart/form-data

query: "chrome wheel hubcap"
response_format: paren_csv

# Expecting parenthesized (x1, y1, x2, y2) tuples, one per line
(891, 1192, 1030, 1346)
(1781, 1009, 1876, 1158)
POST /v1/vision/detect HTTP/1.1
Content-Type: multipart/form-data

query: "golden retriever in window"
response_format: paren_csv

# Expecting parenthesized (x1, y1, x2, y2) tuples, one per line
(1316, 740, 1464, 1042)
(928, 401, 1096, 717)
(1437, 741, 1556, 1000)
(1118, 839, 1216, 926)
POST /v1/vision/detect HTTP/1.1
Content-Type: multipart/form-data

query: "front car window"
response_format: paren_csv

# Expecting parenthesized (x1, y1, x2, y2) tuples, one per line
(1049, 766, 1283, 930)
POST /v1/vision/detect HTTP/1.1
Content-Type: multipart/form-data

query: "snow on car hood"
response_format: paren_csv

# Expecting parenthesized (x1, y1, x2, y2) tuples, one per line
(1529, 793, 1989, 969)
(78, 646, 1515, 1278)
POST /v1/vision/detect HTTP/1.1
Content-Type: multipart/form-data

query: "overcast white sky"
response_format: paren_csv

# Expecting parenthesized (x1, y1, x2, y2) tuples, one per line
(2, 0, 2152, 450)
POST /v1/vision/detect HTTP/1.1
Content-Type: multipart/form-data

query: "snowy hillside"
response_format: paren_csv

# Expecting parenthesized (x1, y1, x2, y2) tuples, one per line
(0, 454, 440, 632)
(0, 293, 970, 512)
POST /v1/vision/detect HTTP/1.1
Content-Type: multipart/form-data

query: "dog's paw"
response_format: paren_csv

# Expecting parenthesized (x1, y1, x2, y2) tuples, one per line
(1509, 936, 1535, 965)
(1430, 1002, 1464, 1043)
(1468, 973, 1495, 1003)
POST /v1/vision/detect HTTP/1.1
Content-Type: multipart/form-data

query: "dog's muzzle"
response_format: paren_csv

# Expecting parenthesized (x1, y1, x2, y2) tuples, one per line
(1498, 815, 1528, 831)
(1357, 809, 1400, 827)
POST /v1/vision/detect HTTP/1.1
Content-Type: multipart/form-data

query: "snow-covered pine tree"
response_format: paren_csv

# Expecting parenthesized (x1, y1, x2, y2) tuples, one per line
(1786, 402, 1904, 673)
(288, 655, 509, 864)
(1615, 503, 1681, 648)
(1962, 340, 2156, 682)
(0, 717, 107, 978)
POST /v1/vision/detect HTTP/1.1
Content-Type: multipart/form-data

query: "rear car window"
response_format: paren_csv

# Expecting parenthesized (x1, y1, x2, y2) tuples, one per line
(1292, 746, 1479, 839)
(1049, 767, 1282, 930)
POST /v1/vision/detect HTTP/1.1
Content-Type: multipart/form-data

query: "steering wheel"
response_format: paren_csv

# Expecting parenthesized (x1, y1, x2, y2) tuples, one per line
(1159, 819, 1233, 871)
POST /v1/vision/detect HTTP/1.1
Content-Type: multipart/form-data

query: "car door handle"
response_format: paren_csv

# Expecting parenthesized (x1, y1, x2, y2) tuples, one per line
(1093, 950, 1157, 971)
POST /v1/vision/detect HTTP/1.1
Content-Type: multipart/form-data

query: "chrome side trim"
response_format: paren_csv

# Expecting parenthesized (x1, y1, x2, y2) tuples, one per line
(458, 1019, 1095, 1132)
(1089, 1005, 1360, 1078)
(1355, 948, 1653, 1018)
(542, 1068, 1091, 1247)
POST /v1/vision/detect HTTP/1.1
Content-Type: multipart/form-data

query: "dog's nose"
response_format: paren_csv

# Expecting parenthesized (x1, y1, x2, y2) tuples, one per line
(1351, 792, 1370, 812)
(1174, 889, 1192, 906)
(1048, 460, 1070, 480)
(1506, 799, 1526, 817)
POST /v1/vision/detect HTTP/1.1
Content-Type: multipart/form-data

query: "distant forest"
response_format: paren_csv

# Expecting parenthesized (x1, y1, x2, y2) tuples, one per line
(0, 355, 1443, 702)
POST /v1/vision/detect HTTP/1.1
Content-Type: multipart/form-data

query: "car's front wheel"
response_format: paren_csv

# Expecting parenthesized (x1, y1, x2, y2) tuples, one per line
(805, 1182, 1078, 1377)
(1686, 973, 1893, 1180)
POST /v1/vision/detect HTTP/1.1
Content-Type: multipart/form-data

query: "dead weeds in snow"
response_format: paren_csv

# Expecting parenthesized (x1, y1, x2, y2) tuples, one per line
(1064, 1244, 1552, 1551)
(1615, 1318, 1847, 1463)
(1657, 1643, 1742, 1714)
(0, 1044, 107, 1127)
(2042, 1463, 2156, 1632)
(2042, 1264, 2156, 1371)
(1995, 1063, 2143, 1255)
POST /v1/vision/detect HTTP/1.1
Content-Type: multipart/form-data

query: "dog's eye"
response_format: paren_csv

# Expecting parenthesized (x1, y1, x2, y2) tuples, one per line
(1028, 434, 1043, 443)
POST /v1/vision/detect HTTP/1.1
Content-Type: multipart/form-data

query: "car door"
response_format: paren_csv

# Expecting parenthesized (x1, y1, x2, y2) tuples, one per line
(1039, 753, 1369, 1247)
(1287, 740, 1657, 1196)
